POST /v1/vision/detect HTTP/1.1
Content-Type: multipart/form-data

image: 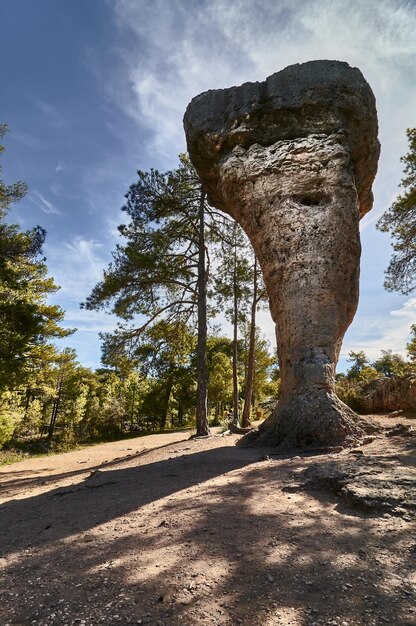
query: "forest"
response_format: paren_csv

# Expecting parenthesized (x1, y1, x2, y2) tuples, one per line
(1, 134, 281, 455)
(1, 124, 415, 458)
(2, 3, 416, 625)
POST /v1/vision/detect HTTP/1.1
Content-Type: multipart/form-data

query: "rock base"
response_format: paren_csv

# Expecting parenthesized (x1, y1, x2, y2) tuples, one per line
(291, 439, 416, 518)
(241, 391, 377, 450)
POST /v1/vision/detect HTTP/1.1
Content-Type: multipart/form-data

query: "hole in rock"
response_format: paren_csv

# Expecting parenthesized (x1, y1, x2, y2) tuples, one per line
(297, 193, 329, 207)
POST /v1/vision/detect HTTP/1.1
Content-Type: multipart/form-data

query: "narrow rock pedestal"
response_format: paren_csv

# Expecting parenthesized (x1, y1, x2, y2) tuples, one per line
(184, 61, 380, 449)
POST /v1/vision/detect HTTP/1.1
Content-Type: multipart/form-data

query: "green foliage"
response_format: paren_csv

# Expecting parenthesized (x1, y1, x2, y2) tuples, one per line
(407, 324, 416, 362)
(133, 321, 197, 429)
(335, 376, 365, 412)
(213, 222, 253, 424)
(346, 351, 379, 382)
(0, 414, 16, 448)
(377, 128, 416, 294)
(339, 340, 416, 411)
(0, 138, 276, 449)
(0, 391, 22, 447)
(84, 155, 208, 343)
(208, 351, 233, 404)
(0, 124, 27, 210)
(84, 155, 254, 432)
(206, 336, 233, 423)
(213, 222, 253, 324)
(251, 332, 278, 404)
(0, 318, 279, 452)
(0, 124, 73, 392)
(347, 350, 369, 373)
(372, 349, 409, 377)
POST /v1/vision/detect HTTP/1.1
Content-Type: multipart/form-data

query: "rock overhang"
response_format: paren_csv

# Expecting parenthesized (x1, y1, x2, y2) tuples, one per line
(184, 60, 380, 217)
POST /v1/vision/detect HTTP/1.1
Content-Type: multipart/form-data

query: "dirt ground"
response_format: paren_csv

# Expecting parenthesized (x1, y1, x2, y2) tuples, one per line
(0, 415, 415, 626)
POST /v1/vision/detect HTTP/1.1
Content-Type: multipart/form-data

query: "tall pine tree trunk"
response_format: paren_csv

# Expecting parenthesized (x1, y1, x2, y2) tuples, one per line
(130, 387, 136, 428)
(214, 401, 219, 425)
(47, 375, 62, 443)
(23, 386, 31, 424)
(178, 402, 184, 427)
(242, 256, 258, 427)
(196, 188, 210, 436)
(231, 234, 239, 427)
(160, 374, 174, 430)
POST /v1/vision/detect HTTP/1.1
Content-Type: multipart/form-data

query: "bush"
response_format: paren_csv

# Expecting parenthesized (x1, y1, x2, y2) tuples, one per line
(53, 427, 78, 452)
(0, 412, 17, 448)
(336, 378, 363, 411)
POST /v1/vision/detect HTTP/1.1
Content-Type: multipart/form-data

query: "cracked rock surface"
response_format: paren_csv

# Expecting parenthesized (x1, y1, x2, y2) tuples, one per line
(184, 60, 380, 449)
(294, 437, 416, 518)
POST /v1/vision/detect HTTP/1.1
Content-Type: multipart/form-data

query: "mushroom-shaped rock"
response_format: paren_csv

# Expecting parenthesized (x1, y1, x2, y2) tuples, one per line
(184, 60, 380, 450)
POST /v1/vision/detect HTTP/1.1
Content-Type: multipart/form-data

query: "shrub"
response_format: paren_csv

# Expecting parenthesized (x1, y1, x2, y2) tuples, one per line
(336, 378, 363, 412)
(0, 412, 17, 448)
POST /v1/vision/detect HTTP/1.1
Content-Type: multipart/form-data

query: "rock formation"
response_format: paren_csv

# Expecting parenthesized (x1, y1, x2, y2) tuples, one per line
(184, 60, 380, 449)
(361, 375, 416, 413)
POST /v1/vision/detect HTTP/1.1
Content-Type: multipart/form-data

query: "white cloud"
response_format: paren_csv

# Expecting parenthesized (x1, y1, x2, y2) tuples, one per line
(31, 190, 62, 215)
(43, 237, 122, 369)
(95, 0, 416, 368)
(44, 236, 107, 300)
(35, 101, 67, 129)
(341, 298, 416, 361)
(105, 215, 125, 241)
(110, 0, 416, 166)
(390, 298, 416, 318)
(258, 296, 414, 363)
(359, 188, 400, 231)
(60, 308, 118, 334)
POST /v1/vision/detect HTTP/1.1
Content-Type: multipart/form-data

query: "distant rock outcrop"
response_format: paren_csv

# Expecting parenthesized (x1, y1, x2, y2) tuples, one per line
(361, 375, 416, 413)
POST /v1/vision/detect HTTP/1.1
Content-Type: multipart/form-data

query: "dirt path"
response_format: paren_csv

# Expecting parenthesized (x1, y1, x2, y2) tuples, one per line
(0, 430, 199, 504)
(0, 416, 415, 626)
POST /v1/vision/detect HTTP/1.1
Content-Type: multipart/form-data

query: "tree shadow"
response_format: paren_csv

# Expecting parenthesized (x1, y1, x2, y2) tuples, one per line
(0, 440, 415, 626)
(0, 440, 193, 497)
(0, 443, 262, 555)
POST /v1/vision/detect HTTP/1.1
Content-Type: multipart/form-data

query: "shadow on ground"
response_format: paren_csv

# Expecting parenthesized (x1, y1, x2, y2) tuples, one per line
(0, 441, 189, 497)
(0, 435, 415, 626)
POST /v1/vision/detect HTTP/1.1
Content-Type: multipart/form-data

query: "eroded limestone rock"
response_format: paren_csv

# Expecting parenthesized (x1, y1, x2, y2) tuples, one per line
(291, 454, 416, 518)
(184, 60, 380, 449)
(361, 375, 416, 413)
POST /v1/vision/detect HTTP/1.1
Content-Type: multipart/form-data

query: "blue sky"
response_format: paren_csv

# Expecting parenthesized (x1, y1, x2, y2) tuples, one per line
(1, 0, 415, 371)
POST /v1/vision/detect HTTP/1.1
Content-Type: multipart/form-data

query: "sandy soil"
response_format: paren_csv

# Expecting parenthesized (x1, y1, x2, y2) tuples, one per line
(0, 415, 415, 626)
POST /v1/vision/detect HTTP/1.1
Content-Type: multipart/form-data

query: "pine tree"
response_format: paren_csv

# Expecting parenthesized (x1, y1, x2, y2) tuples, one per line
(377, 128, 416, 294)
(372, 349, 408, 378)
(84, 155, 231, 436)
(214, 223, 252, 427)
(407, 324, 416, 362)
(0, 124, 72, 393)
(240, 255, 268, 427)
